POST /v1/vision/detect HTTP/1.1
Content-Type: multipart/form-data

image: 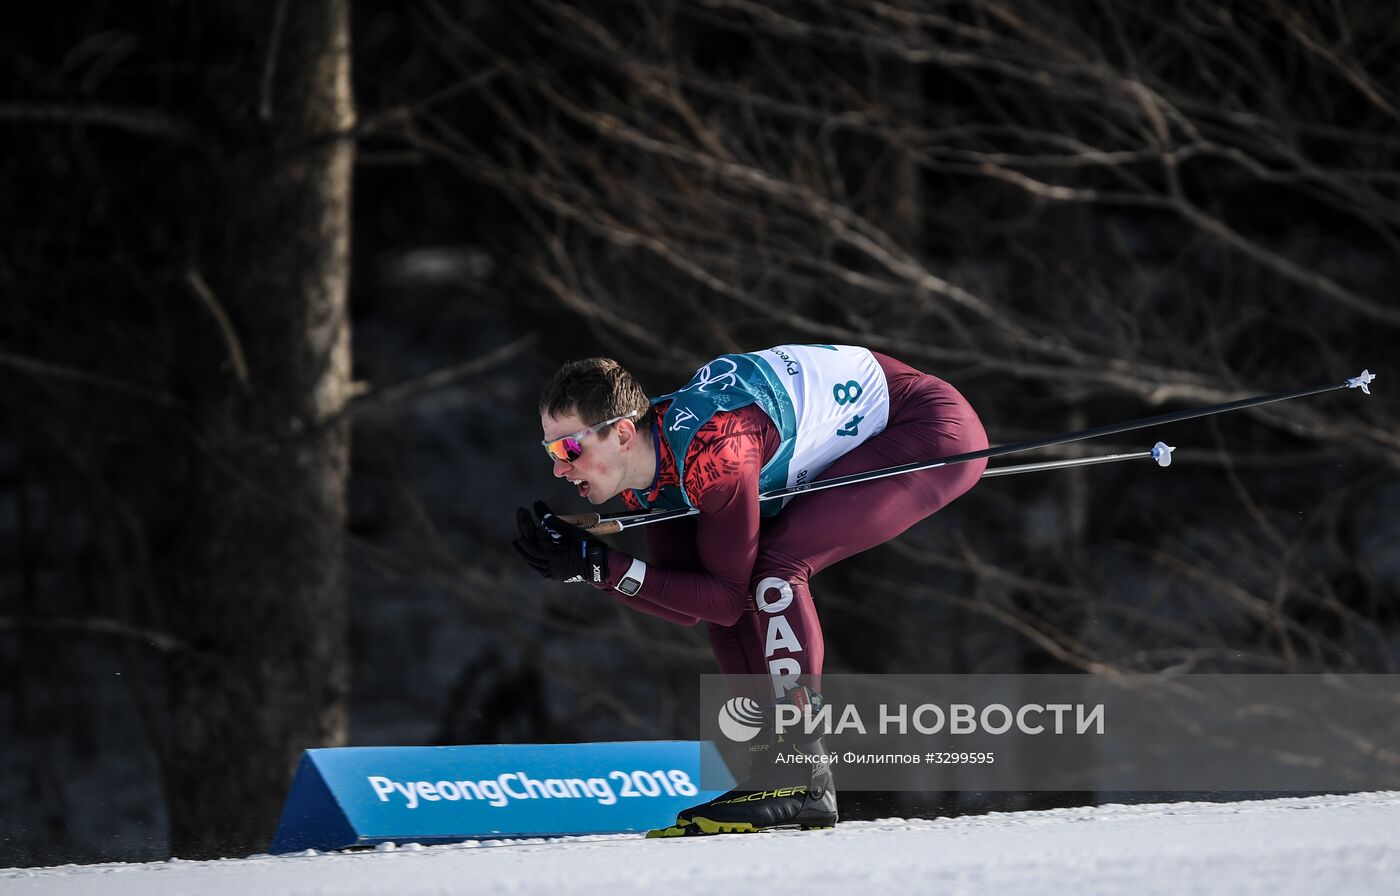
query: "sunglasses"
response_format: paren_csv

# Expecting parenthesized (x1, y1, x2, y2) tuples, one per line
(541, 411, 639, 463)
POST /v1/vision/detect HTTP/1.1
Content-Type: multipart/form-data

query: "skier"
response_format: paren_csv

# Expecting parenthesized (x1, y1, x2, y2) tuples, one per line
(513, 344, 987, 835)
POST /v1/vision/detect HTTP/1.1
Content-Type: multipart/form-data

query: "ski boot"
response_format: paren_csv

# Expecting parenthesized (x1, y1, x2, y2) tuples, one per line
(649, 688, 837, 837)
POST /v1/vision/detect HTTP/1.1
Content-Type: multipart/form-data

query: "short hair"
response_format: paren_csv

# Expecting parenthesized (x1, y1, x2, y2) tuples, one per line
(538, 358, 651, 428)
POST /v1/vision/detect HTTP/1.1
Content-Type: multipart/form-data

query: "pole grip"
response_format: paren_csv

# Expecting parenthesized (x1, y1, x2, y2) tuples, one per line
(557, 513, 623, 535)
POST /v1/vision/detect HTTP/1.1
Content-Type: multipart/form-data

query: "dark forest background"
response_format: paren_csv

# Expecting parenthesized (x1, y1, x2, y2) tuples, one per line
(1, 0, 1396, 867)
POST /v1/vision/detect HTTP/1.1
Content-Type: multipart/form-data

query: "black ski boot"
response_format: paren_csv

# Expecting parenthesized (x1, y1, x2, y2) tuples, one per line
(649, 690, 837, 837)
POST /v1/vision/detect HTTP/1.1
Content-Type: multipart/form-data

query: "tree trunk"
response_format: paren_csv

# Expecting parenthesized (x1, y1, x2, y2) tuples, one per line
(163, 0, 354, 858)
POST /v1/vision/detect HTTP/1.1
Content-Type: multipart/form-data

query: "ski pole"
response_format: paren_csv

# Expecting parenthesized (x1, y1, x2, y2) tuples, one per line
(559, 367, 1375, 535)
(563, 442, 1176, 533)
(980, 442, 1174, 478)
(760, 369, 1375, 503)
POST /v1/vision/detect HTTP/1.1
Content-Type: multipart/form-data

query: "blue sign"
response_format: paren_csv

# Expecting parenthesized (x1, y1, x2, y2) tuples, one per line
(269, 741, 735, 853)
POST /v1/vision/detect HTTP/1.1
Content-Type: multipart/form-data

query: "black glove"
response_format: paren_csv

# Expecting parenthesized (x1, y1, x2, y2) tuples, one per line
(512, 500, 609, 584)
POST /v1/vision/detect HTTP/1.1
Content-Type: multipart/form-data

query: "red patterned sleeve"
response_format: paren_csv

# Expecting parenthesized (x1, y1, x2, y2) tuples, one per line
(599, 405, 777, 626)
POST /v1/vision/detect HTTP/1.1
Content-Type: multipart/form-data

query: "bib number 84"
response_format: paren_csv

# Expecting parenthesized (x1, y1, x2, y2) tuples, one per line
(833, 380, 866, 436)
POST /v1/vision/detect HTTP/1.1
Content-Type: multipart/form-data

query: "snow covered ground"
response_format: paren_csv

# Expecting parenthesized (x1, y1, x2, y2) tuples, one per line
(5, 792, 1399, 896)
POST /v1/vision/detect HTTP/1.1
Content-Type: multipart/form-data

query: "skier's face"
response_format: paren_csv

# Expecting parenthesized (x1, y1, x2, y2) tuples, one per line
(541, 408, 636, 505)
